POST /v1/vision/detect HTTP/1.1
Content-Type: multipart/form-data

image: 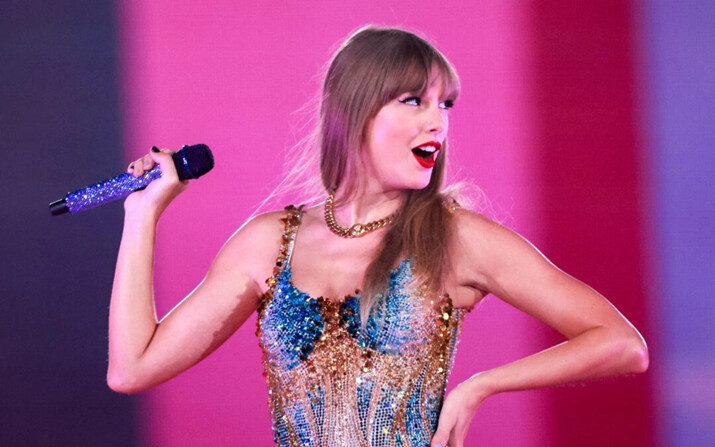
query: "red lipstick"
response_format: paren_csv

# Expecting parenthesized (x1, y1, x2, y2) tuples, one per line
(411, 141, 441, 169)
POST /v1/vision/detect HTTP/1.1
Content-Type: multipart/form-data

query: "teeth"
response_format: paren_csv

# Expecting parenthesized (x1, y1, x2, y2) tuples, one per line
(418, 145, 437, 153)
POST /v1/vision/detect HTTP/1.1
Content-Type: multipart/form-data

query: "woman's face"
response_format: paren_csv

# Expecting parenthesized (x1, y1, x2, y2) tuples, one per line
(361, 68, 452, 194)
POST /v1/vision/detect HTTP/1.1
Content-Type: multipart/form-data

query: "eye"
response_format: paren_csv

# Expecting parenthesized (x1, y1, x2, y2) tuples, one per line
(399, 96, 421, 106)
(439, 99, 455, 110)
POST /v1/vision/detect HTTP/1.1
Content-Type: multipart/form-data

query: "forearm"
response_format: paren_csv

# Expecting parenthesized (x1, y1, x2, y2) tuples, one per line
(107, 209, 161, 390)
(468, 325, 648, 400)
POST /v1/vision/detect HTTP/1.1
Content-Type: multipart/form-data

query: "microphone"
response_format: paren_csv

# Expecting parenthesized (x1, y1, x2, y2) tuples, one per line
(49, 144, 214, 216)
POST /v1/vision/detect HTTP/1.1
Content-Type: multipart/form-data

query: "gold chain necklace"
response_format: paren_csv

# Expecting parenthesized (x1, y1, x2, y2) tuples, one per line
(323, 193, 396, 238)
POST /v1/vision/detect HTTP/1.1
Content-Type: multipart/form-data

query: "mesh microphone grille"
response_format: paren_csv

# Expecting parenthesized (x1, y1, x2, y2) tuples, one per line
(173, 144, 215, 180)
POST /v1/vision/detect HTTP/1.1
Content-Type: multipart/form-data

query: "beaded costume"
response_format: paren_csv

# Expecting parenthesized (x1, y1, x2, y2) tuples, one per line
(256, 206, 466, 447)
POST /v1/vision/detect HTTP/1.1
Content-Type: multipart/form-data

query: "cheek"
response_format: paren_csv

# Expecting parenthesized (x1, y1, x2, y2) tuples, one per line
(366, 109, 418, 159)
(369, 123, 398, 154)
(439, 112, 450, 136)
(381, 121, 416, 147)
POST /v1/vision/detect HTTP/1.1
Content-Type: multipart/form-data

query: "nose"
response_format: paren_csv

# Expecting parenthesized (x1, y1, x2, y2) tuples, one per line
(426, 104, 447, 135)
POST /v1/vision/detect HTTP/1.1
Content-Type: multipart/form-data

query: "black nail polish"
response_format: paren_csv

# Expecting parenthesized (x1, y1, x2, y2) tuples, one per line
(151, 146, 159, 153)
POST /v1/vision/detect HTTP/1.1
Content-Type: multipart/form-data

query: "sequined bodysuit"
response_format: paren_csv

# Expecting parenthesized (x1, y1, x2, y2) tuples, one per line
(256, 206, 465, 447)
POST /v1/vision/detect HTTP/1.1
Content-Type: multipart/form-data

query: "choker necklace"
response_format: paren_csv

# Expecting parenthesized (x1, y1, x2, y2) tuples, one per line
(323, 193, 396, 238)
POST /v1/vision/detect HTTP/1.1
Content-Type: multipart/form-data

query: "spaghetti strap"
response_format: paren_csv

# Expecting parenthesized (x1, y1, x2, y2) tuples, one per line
(283, 205, 303, 265)
(264, 205, 304, 292)
(267, 205, 304, 287)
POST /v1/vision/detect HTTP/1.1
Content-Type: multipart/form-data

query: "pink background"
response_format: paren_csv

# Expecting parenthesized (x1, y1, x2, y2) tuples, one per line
(117, 1, 652, 445)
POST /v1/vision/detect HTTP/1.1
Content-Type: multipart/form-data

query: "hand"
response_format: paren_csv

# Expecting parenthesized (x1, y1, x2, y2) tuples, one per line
(431, 376, 487, 447)
(125, 147, 188, 218)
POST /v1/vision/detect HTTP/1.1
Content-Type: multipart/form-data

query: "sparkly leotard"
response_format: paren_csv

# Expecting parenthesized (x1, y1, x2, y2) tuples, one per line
(256, 206, 466, 447)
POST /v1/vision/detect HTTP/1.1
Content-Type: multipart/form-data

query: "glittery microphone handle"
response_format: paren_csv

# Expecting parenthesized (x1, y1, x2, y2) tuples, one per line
(64, 167, 163, 213)
(49, 144, 214, 215)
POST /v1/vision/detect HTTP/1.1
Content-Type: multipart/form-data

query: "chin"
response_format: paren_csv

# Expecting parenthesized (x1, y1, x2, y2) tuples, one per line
(406, 176, 433, 191)
(383, 171, 433, 192)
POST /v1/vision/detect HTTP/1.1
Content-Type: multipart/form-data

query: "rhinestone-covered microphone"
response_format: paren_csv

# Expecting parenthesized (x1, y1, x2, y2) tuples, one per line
(49, 144, 214, 216)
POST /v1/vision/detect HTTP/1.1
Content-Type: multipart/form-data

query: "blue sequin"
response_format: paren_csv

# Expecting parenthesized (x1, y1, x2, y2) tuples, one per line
(256, 206, 466, 446)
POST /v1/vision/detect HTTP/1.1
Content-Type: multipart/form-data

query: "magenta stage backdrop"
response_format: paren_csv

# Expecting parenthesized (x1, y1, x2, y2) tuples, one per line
(116, 1, 653, 446)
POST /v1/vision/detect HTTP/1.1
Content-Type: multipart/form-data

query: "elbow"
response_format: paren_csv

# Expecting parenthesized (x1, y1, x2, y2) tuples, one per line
(107, 367, 146, 395)
(107, 375, 140, 395)
(620, 331, 649, 375)
(630, 337, 649, 374)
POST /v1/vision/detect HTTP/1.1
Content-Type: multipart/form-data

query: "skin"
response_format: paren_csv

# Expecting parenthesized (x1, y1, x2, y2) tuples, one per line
(110, 72, 648, 447)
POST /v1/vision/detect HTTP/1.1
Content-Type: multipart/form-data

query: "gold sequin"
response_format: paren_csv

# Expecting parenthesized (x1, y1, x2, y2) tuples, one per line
(256, 206, 466, 446)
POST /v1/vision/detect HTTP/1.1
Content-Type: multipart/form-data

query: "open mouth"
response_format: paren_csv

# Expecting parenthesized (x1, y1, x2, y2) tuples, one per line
(411, 143, 440, 168)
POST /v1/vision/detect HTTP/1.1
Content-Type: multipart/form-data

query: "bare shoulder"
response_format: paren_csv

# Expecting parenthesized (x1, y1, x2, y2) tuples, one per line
(207, 208, 291, 294)
(450, 208, 517, 253)
(451, 207, 502, 233)
(222, 209, 286, 251)
(239, 209, 290, 238)
(445, 210, 497, 305)
(448, 208, 546, 305)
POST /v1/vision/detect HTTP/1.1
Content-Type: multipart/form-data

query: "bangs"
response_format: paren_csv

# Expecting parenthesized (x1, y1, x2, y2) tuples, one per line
(379, 40, 460, 105)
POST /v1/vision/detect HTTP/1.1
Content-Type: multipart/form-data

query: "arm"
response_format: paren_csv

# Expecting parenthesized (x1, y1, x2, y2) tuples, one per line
(107, 149, 278, 394)
(431, 210, 648, 447)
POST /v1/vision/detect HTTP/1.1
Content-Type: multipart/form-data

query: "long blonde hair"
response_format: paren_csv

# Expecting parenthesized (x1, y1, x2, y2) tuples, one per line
(318, 26, 461, 323)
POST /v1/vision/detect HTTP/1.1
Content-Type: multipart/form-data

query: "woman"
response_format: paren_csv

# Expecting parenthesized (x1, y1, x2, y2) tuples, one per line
(108, 26, 648, 447)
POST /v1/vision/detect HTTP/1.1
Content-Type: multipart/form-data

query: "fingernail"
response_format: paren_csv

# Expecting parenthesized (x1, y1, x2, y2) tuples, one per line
(435, 444, 443, 447)
(151, 146, 159, 153)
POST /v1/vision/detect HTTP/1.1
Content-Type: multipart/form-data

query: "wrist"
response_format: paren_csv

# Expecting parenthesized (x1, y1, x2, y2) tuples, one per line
(463, 371, 497, 403)
(123, 204, 161, 230)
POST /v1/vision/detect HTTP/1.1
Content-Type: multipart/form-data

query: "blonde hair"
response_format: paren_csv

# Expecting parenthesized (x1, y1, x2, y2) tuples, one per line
(318, 26, 461, 324)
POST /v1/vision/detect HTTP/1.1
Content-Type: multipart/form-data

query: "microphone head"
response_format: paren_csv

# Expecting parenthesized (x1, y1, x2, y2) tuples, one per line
(173, 144, 215, 180)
